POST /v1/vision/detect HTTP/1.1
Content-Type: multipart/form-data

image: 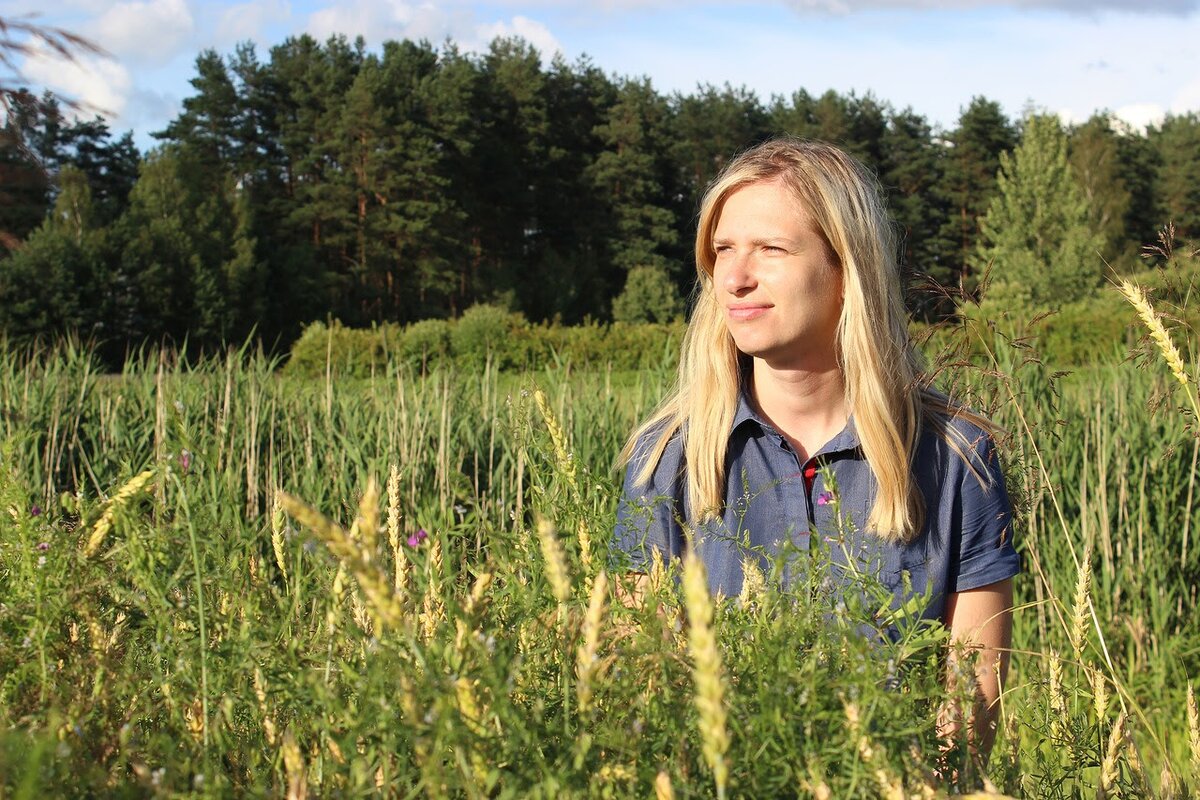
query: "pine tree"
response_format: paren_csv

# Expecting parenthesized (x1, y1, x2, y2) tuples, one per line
(974, 114, 1104, 307)
(936, 97, 1018, 294)
(1068, 114, 1132, 266)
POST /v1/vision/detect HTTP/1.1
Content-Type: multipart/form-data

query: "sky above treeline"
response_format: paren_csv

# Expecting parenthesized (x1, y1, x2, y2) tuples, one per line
(5, 0, 1200, 150)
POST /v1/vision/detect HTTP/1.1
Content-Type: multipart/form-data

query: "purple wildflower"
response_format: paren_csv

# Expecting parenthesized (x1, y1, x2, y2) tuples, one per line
(36, 541, 50, 551)
(816, 491, 834, 506)
(406, 528, 429, 548)
(179, 450, 192, 473)
(30, 504, 41, 517)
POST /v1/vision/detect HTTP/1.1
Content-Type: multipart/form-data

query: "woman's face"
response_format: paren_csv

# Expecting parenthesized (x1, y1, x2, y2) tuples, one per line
(710, 178, 844, 371)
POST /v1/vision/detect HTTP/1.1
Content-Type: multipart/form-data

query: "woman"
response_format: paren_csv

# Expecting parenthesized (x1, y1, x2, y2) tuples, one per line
(611, 136, 1019, 758)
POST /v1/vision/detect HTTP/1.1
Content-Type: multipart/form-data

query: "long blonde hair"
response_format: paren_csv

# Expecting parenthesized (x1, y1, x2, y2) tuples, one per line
(621, 136, 968, 542)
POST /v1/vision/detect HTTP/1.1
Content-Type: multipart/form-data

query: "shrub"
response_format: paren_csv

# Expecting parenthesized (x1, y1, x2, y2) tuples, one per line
(612, 265, 684, 324)
(451, 304, 529, 370)
(399, 318, 451, 371)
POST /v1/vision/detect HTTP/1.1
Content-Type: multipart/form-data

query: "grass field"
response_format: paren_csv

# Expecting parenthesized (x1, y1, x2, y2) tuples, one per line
(1, 299, 1199, 797)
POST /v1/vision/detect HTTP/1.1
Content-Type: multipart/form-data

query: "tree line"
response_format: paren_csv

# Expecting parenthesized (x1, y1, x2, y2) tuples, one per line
(2, 33, 1198, 360)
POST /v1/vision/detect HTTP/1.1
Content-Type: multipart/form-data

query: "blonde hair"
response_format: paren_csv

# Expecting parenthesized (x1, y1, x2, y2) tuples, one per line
(621, 137, 978, 542)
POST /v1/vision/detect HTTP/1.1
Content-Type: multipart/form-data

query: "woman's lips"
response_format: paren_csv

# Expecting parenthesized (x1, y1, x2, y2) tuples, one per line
(726, 304, 770, 321)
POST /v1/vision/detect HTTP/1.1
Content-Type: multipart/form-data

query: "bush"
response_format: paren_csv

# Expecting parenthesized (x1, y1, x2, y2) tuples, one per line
(284, 319, 399, 378)
(612, 265, 684, 324)
(399, 318, 451, 371)
(451, 304, 529, 370)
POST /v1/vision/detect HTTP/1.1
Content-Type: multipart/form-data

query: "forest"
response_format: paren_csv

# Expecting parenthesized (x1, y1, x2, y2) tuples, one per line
(1, 33, 1199, 360)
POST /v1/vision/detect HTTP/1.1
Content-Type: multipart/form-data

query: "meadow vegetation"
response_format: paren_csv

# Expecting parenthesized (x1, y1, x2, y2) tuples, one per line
(1, 269, 1199, 797)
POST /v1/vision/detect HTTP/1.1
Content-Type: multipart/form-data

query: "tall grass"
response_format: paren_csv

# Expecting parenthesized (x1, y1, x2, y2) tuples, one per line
(0, 281, 1198, 796)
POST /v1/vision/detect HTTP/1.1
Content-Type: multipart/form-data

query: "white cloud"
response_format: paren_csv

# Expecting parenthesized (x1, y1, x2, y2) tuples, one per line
(474, 14, 561, 56)
(92, 0, 194, 64)
(782, 0, 1195, 12)
(304, 1, 559, 59)
(20, 46, 133, 120)
(217, 0, 292, 42)
(1171, 78, 1200, 115)
(1112, 103, 1166, 132)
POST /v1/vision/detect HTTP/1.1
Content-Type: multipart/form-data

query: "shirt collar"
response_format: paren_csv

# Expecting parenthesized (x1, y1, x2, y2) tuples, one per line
(731, 381, 861, 455)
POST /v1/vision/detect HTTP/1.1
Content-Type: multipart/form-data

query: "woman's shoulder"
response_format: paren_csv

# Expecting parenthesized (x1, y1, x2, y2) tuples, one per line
(918, 397, 1004, 476)
(623, 416, 686, 493)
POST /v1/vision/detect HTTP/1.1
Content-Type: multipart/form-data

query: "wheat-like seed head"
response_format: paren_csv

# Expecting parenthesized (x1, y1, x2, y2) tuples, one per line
(576, 569, 608, 713)
(1069, 543, 1092, 662)
(577, 518, 592, 574)
(386, 464, 401, 550)
(278, 492, 404, 631)
(682, 552, 729, 799)
(534, 389, 579, 495)
(1188, 680, 1200, 771)
(254, 667, 277, 745)
(536, 516, 572, 606)
(350, 477, 380, 562)
(1048, 650, 1067, 740)
(454, 571, 495, 656)
(1119, 279, 1191, 389)
(84, 469, 156, 557)
(739, 557, 765, 608)
(1160, 764, 1181, 800)
(1098, 711, 1127, 800)
(281, 727, 308, 800)
(1090, 668, 1109, 723)
(271, 493, 289, 582)
(654, 770, 674, 800)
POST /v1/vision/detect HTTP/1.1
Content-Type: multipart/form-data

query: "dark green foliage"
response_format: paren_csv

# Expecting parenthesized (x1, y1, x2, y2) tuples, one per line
(936, 97, 1019, 296)
(611, 265, 684, 324)
(974, 114, 1104, 307)
(0, 33, 1183, 357)
(1149, 113, 1200, 244)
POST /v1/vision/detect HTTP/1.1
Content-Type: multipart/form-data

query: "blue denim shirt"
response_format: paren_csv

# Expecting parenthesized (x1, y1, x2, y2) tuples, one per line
(612, 391, 1020, 625)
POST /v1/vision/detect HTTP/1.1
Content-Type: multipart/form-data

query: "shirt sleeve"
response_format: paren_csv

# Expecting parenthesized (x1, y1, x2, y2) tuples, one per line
(952, 426, 1021, 593)
(610, 429, 686, 573)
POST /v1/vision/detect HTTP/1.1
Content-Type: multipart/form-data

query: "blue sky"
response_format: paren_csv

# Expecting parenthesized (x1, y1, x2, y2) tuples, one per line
(4, 0, 1199, 150)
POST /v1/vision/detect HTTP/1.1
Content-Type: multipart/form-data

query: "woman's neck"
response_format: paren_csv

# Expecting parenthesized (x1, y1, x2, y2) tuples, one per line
(749, 358, 848, 462)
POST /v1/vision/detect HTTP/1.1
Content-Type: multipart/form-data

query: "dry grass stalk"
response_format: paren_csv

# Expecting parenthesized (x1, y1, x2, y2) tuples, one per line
(1097, 711, 1127, 800)
(1188, 680, 1200, 771)
(1069, 542, 1092, 662)
(576, 569, 608, 713)
(682, 552, 730, 800)
(536, 516, 572, 606)
(1118, 280, 1191, 389)
(83, 469, 156, 557)
(278, 492, 404, 631)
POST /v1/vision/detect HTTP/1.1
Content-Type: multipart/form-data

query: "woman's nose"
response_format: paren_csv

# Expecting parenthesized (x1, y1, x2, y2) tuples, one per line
(720, 251, 755, 294)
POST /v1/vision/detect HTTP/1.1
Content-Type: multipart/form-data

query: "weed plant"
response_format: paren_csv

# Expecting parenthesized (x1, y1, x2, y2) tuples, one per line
(1, 276, 1200, 796)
